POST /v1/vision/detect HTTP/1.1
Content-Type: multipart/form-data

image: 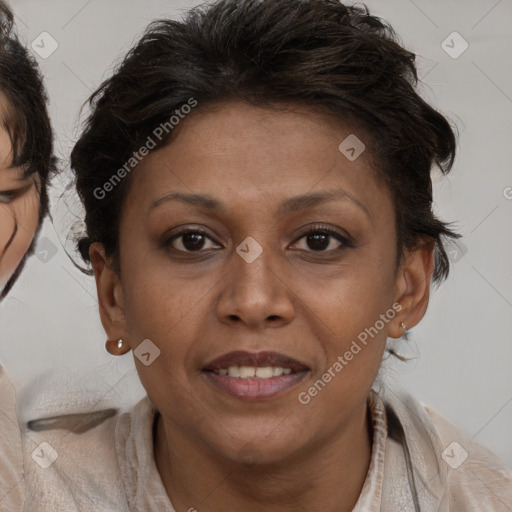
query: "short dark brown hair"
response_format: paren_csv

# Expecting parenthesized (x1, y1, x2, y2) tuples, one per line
(71, 0, 459, 282)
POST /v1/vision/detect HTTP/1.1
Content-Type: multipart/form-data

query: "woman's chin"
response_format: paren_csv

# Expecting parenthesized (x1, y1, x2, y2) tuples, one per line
(210, 433, 307, 468)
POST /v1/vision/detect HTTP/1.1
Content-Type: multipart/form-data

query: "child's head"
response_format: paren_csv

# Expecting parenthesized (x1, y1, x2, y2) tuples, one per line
(0, 0, 56, 298)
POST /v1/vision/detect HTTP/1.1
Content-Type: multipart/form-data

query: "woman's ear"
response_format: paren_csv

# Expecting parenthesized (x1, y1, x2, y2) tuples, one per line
(390, 242, 435, 338)
(89, 242, 130, 349)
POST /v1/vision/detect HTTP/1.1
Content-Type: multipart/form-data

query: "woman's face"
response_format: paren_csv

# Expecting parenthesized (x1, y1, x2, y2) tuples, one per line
(94, 100, 431, 464)
(0, 99, 40, 294)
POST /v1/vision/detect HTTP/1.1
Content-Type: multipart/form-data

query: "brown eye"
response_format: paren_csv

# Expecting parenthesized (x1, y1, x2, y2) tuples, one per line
(181, 232, 206, 251)
(167, 229, 221, 252)
(306, 232, 332, 251)
(292, 228, 349, 252)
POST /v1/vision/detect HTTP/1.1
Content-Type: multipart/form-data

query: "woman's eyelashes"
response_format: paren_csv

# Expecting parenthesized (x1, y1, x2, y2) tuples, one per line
(290, 225, 354, 252)
(162, 223, 354, 256)
(166, 228, 220, 253)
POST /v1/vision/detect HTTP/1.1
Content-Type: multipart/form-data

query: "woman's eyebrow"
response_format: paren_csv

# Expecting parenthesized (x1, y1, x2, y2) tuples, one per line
(278, 190, 370, 219)
(149, 189, 370, 219)
(150, 192, 225, 213)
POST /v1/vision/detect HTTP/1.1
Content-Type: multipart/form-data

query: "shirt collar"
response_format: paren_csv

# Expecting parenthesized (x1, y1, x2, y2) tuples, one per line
(115, 388, 446, 512)
(351, 390, 388, 511)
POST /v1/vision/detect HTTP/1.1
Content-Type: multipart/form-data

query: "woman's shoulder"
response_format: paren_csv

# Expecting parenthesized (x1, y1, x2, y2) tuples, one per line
(378, 386, 511, 511)
(423, 404, 512, 510)
(21, 402, 132, 511)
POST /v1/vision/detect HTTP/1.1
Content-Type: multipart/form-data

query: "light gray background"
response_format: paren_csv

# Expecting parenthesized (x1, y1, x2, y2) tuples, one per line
(1, 0, 511, 467)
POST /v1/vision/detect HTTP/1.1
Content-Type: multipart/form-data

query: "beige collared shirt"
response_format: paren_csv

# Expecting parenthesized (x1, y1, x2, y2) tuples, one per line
(1, 367, 510, 511)
(0, 367, 24, 512)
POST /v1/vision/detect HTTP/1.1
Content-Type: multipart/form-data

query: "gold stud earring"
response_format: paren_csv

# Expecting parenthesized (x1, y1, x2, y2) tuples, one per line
(105, 338, 128, 355)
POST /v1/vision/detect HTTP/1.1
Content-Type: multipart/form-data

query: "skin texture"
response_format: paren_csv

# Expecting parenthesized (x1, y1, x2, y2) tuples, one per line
(0, 94, 40, 294)
(91, 100, 434, 512)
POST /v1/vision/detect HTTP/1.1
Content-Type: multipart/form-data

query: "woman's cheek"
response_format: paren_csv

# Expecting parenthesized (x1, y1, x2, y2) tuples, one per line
(124, 251, 216, 329)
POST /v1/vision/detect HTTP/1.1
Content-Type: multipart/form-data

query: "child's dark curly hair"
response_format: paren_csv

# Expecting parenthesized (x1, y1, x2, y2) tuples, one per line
(0, 0, 57, 297)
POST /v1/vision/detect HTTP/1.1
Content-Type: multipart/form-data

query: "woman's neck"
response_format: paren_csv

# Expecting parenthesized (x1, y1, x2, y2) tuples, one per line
(154, 402, 373, 512)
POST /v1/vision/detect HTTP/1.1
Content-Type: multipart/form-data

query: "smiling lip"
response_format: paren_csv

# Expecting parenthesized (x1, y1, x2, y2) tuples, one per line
(202, 350, 310, 401)
(203, 350, 309, 372)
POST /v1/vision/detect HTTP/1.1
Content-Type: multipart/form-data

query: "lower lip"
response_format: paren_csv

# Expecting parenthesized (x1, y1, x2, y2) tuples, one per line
(202, 371, 308, 400)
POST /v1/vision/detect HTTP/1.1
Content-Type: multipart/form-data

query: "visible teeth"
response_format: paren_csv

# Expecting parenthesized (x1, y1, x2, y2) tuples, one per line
(239, 366, 256, 378)
(216, 366, 294, 379)
(227, 366, 241, 378)
(255, 367, 273, 379)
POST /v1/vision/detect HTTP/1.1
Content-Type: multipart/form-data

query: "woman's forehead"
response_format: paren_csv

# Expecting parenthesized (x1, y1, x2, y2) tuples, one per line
(138, 101, 371, 182)
(171, 100, 357, 144)
(126, 102, 392, 224)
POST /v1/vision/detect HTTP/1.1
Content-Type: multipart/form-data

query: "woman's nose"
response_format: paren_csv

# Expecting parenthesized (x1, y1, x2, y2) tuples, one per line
(215, 241, 296, 330)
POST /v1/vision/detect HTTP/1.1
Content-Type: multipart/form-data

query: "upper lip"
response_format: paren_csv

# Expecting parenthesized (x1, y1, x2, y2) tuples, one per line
(203, 351, 310, 372)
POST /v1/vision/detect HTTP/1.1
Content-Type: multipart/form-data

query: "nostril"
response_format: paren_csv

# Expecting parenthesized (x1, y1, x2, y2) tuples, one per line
(268, 315, 279, 321)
